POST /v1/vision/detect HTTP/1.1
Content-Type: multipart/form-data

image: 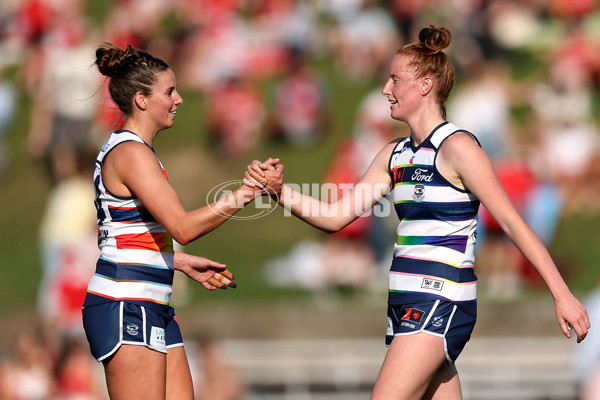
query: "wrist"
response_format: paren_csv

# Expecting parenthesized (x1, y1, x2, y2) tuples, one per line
(550, 284, 572, 301)
(278, 184, 293, 205)
(543, 272, 571, 300)
(173, 251, 185, 272)
(234, 185, 259, 206)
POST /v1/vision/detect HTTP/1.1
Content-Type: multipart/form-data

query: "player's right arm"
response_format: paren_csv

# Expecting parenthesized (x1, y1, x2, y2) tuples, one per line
(246, 143, 396, 233)
(102, 142, 282, 245)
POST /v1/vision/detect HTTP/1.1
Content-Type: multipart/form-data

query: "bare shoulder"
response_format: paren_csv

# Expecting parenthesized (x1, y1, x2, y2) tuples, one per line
(360, 137, 405, 187)
(103, 140, 163, 192)
(437, 131, 491, 189)
(439, 131, 485, 162)
(112, 140, 154, 156)
(370, 137, 404, 166)
(381, 137, 405, 156)
(443, 131, 479, 150)
(108, 140, 159, 168)
(388, 136, 406, 146)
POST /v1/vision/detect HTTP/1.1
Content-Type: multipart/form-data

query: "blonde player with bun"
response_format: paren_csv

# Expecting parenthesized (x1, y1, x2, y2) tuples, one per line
(247, 25, 590, 399)
(83, 43, 283, 399)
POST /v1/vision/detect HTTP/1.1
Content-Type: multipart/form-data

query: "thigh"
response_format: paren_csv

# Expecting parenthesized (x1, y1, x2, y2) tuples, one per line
(371, 333, 449, 400)
(166, 346, 194, 400)
(163, 312, 193, 399)
(423, 362, 462, 400)
(103, 345, 167, 400)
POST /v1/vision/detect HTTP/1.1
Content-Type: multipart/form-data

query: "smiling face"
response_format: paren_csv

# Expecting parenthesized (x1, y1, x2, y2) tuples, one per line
(381, 55, 424, 123)
(145, 69, 183, 132)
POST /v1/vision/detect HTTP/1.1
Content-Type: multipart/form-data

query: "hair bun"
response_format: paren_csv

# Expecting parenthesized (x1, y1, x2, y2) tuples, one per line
(418, 25, 451, 54)
(95, 44, 137, 77)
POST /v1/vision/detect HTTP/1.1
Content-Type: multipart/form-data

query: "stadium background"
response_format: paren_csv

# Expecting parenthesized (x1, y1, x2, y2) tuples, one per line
(0, 0, 599, 399)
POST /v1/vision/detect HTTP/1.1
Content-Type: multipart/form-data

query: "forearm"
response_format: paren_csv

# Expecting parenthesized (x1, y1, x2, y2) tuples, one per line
(278, 185, 359, 233)
(506, 218, 590, 342)
(173, 186, 258, 244)
(504, 219, 570, 299)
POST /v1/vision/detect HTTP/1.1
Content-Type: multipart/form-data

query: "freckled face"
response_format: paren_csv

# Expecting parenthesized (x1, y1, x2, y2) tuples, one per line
(146, 69, 183, 131)
(381, 55, 422, 122)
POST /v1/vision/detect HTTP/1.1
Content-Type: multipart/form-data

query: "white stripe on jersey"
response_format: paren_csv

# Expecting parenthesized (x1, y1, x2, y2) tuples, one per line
(87, 274, 172, 305)
(396, 219, 476, 238)
(389, 271, 477, 302)
(98, 247, 175, 267)
(392, 184, 478, 203)
(393, 244, 474, 268)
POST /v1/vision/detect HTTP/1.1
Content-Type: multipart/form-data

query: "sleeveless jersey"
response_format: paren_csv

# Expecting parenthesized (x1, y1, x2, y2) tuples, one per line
(83, 130, 175, 313)
(388, 122, 479, 315)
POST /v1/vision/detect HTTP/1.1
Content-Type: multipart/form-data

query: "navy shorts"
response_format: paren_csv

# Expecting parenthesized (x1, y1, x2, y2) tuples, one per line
(82, 301, 183, 362)
(385, 299, 476, 364)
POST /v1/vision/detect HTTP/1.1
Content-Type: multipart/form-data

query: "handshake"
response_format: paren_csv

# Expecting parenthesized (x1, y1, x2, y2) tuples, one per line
(243, 157, 284, 196)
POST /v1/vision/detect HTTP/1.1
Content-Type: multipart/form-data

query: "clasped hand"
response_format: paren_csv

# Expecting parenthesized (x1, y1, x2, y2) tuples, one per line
(243, 157, 284, 195)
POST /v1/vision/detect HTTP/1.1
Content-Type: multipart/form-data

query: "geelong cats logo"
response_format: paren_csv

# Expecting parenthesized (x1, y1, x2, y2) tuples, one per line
(413, 184, 425, 202)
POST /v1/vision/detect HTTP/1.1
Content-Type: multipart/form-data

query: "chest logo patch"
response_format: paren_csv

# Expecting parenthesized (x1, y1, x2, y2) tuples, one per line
(413, 184, 425, 202)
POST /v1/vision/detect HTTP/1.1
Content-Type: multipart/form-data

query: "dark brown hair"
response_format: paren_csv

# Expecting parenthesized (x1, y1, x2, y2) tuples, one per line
(396, 25, 455, 118)
(95, 43, 170, 116)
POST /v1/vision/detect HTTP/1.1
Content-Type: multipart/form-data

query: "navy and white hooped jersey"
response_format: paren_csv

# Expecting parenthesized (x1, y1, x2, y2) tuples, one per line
(83, 130, 175, 313)
(388, 122, 480, 314)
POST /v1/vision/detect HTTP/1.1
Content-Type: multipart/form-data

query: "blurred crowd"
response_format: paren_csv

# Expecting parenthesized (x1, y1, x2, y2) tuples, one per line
(1, 0, 600, 398)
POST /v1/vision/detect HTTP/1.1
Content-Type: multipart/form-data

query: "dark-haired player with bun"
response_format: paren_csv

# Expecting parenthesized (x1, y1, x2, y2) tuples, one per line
(82, 43, 282, 399)
(247, 25, 590, 399)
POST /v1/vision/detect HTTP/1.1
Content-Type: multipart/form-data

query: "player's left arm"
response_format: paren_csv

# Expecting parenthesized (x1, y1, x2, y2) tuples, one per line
(438, 132, 590, 342)
(173, 251, 236, 290)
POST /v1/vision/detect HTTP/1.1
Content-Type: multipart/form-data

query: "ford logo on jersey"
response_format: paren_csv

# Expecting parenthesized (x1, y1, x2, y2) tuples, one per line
(411, 168, 434, 182)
